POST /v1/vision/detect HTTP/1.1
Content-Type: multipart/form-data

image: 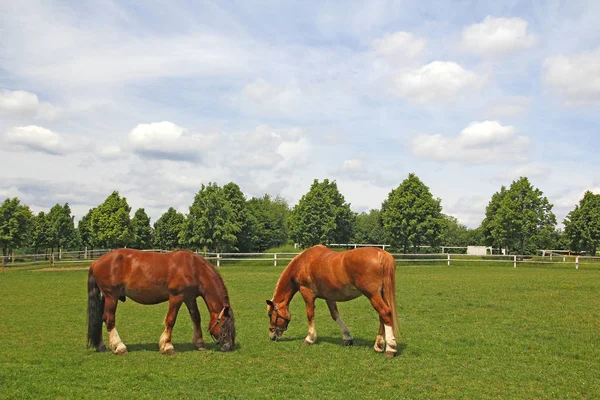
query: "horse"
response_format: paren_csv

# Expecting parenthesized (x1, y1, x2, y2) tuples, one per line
(266, 245, 400, 357)
(87, 249, 235, 355)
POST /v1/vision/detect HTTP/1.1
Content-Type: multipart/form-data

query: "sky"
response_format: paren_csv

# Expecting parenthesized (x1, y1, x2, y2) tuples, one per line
(1, 0, 599, 228)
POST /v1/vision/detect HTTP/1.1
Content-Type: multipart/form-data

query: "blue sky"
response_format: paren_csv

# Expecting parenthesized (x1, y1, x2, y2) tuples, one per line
(1, 0, 599, 228)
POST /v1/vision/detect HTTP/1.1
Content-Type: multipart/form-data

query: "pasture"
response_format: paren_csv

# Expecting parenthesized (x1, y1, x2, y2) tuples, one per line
(0, 262, 599, 399)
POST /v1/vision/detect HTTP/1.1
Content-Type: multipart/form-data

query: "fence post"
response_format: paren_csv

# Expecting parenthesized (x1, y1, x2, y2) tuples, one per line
(513, 255, 517, 268)
(274, 253, 277, 267)
(447, 253, 450, 266)
(217, 253, 220, 268)
(563, 256, 566, 263)
(576, 256, 579, 270)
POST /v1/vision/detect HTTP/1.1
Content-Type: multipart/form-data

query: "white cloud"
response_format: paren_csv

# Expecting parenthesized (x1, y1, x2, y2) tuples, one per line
(500, 164, 551, 180)
(3, 125, 68, 155)
(410, 120, 530, 164)
(96, 145, 123, 160)
(0, 90, 62, 120)
(543, 50, 600, 106)
(487, 96, 531, 118)
(460, 16, 536, 57)
(371, 31, 426, 62)
(127, 121, 217, 163)
(392, 61, 485, 103)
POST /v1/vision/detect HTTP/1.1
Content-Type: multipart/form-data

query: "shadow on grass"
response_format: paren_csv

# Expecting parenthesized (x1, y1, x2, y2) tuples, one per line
(124, 342, 243, 353)
(268, 335, 408, 355)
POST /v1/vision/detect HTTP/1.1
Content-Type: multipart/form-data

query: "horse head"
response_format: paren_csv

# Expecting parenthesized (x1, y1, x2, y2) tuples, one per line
(266, 299, 291, 341)
(209, 305, 236, 351)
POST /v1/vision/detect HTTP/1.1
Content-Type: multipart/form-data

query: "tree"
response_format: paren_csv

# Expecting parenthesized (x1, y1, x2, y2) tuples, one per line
(481, 177, 556, 255)
(153, 207, 185, 250)
(180, 183, 239, 252)
(564, 191, 600, 256)
(246, 195, 290, 251)
(381, 173, 444, 253)
(288, 179, 355, 248)
(29, 211, 50, 253)
(0, 197, 33, 259)
(131, 208, 153, 249)
(46, 203, 77, 253)
(352, 209, 387, 244)
(78, 208, 95, 249)
(90, 191, 133, 248)
(222, 182, 250, 252)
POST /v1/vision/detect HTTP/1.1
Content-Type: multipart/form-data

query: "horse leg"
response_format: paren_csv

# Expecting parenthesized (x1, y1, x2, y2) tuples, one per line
(299, 287, 317, 345)
(184, 297, 206, 350)
(373, 318, 385, 353)
(368, 293, 397, 357)
(325, 300, 353, 346)
(103, 296, 127, 355)
(159, 294, 183, 355)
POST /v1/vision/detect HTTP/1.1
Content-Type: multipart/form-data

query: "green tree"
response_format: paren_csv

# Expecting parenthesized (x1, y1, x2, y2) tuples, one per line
(246, 195, 290, 251)
(29, 211, 50, 253)
(153, 207, 185, 250)
(0, 197, 33, 260)
(441, 215, 471, 247)
(180, 183, 238, 252)
(131, 208, 153, 249)
(352, 209, 387, 244)
(482, 177, 556, 255)
(46, 203, 77, 253)
(77, 208, 95, 249)
(564, 191, 600, 256)
(90, 191, 133, 248)
(223, 182, 251, 252)
(381, 173, 444, 253)
(288, 179, 355, 248)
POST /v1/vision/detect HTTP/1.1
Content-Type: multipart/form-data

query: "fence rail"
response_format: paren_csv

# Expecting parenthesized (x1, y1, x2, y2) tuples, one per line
(2, 249, 599, 270)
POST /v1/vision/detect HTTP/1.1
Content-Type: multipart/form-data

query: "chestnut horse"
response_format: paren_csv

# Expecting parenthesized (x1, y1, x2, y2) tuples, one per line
(266, 245, 400, 357)
(87, 249, 235, 354)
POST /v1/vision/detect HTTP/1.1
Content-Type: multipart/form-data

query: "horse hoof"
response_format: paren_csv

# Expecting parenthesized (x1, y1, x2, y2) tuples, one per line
(114, 348, 128, 355)
(302, 340, 313, 346)
(96, 344, 107, 353)
(344, 339, 354, 346)
(385, 350, 397, 358)
(195, 346, 207, 351)
(373, 345, 384, 353)
(164, 348, 176, 356)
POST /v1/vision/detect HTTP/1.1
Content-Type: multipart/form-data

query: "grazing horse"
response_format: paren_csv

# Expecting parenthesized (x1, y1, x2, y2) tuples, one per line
(87, 249, 235, 355)
(266, 245, 400, 357)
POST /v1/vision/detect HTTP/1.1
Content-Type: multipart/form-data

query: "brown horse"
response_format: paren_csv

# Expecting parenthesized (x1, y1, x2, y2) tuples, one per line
(266, 245, 400, 357)
(87, 249, 235, 354)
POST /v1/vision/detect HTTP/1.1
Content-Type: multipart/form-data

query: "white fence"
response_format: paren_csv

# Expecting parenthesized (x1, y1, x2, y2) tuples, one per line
(2, 249, 599, 270)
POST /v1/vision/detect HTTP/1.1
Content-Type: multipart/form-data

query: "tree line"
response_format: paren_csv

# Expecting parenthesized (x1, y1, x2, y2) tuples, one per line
(1, 174, 599, 259)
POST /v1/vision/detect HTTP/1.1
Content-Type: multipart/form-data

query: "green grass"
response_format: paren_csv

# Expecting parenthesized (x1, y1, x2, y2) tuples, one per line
(0, 264, 599, 399)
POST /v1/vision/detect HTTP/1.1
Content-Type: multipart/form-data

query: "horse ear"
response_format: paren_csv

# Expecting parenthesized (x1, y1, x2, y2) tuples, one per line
(266, 300, 274, 307)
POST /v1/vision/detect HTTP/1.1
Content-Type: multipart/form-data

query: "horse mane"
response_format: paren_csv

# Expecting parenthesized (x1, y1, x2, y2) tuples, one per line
(193, 252, 231, 305)
(272, 250, 305, 301)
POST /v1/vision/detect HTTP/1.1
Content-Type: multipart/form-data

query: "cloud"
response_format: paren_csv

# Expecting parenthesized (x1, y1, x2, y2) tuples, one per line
(460, 16, 536, 58)
(499, 164, 552, 181)
(0, 90, 62, 120)
(543, 50, 600, 106)
(487, 96, 532, 118)
(334, 158, 398, 188)
(371, 31, 426, 63)
(3, 125, 68, 155)
(392, 61, 485, 103)
(128, 121, 217, 162)
(410, 121, 530, 164)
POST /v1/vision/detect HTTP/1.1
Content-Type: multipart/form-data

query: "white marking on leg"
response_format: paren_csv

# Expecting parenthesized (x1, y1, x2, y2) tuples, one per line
(108, 328, 127, 354)
(304, 320, 317, 344)
(384, 325, 397, 353)
(335, 317, 352, 341)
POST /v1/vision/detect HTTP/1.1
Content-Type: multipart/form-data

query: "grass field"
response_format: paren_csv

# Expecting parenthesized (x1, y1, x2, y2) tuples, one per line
(0, 262, 599, 399)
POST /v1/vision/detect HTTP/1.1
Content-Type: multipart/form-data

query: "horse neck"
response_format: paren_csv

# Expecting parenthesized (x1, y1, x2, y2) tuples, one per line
(272, 261, 298, 308)
(197, 260, 229, 314)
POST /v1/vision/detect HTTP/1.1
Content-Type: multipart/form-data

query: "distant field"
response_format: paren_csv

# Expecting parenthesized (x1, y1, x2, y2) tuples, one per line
(0, 262, 599, 399)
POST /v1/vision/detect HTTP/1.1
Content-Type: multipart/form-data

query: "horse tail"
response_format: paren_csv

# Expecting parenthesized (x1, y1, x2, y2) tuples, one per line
(380, 250, 399, 338)
(87, 265, 105, 349)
